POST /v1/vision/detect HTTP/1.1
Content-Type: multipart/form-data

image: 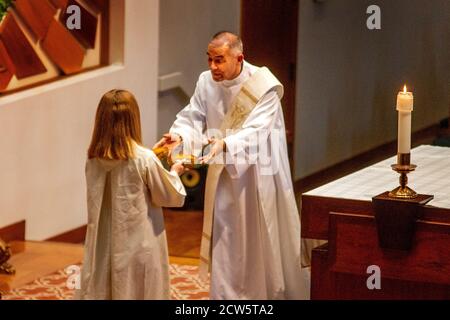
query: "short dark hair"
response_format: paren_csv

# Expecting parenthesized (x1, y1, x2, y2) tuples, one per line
(211, 31, 243, 53)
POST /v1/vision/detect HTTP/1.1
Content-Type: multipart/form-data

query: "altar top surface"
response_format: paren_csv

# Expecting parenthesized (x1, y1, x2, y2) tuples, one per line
(304, 145, 450, 209)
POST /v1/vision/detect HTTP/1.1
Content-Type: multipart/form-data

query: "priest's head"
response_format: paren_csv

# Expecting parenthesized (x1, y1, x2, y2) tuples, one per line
(207, 31, 244, 82)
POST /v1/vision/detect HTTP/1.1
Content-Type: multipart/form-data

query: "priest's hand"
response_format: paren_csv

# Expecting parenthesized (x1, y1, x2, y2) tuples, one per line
(170, 162, 186, 176)
(199, 138, 226, 165)
(153, 133, 182, 149)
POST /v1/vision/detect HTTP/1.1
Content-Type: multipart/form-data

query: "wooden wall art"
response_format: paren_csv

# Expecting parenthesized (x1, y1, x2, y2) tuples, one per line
(0, 0, 109, 95)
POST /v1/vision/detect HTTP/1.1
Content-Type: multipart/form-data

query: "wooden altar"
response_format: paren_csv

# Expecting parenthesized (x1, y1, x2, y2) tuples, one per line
(301, 145, 450, 299)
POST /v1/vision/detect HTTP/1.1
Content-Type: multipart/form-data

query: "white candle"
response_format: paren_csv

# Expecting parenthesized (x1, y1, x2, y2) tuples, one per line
(396, 85, 414, 154)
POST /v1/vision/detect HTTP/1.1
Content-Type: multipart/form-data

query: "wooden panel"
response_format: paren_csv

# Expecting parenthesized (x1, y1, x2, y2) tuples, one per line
(45, 225, 86, 243)
(60, 0, 98, 49)
(0, 39, 15, 91)
(49, 0, 68, 9)
(311, 213, 450, 299)
(164, 209, 202, 258)
(14, 0, 56, 40)
(310, 242, 334, 299)
(41, 19, 84, 74)
(98, 0, 109, 65)
(373, 192, 434, 250)
(0, 221, 26, 243)
(241, 0, 298, 166)
(329, 213, 450, 285)
(301, 194, 372, 239)
(86, 0, 107, 12)
(301, 194, 450, 240)
(330, 270, 450, 300)
(0, 13, 47, 79)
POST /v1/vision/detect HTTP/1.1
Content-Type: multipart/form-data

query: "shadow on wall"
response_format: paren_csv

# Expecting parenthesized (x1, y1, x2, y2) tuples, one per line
(157, 87, 190, 138)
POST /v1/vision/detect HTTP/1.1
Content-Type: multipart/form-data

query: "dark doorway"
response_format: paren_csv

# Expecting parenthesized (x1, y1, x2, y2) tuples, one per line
(241, 0, 299, 168)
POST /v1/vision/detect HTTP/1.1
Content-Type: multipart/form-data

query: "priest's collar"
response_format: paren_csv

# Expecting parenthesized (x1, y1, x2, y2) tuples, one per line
(221, 61, 249, 88)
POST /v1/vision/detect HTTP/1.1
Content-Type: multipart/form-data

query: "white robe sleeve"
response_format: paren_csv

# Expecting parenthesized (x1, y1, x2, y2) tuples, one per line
(169, 77, 207, 155)
(223, 90, 281, 178)
(145, 152, 186, 207)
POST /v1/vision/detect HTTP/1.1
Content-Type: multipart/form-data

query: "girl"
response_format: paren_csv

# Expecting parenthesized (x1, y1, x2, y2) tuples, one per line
(76, 89, 186, 299)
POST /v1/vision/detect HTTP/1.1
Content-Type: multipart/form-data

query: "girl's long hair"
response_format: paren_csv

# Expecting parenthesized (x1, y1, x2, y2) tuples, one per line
(88, 89, 142, 160)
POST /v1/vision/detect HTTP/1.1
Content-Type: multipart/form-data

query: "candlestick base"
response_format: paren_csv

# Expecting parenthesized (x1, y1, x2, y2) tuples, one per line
(388, 185, 418, 199)
(388, 162, 418, 199)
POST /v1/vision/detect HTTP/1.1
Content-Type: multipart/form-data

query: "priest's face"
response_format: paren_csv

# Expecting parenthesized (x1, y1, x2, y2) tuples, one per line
(207, 43, 243, 82)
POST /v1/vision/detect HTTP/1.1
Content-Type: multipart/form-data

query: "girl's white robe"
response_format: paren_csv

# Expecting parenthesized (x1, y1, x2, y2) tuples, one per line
(76, 145, 186, 300)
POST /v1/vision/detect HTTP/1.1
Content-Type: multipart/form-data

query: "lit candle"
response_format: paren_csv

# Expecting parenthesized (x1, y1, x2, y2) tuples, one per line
(396, 85, 414, 154)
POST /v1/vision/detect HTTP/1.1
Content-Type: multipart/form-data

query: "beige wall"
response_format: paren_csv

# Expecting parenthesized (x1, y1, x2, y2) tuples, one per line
(294, 0, 450, 179)
(0, 0, 160, 239)
(157, 0, 240, 137)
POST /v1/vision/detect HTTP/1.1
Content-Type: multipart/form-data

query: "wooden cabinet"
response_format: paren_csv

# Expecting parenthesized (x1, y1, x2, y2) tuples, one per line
(305, 204, 450, 299)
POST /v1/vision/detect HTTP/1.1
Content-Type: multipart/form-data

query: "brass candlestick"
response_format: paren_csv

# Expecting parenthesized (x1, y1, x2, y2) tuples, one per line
(388, 153, 418, 199)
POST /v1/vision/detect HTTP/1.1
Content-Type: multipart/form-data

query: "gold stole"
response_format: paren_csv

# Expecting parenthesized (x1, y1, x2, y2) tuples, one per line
(199, 67, 283, 279)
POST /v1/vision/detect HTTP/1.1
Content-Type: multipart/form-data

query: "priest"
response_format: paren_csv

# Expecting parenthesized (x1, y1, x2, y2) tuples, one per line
(155, 31, 308, 299)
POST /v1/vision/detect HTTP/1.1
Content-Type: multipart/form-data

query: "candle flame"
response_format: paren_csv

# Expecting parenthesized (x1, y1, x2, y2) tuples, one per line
(403, 85, 407, 93)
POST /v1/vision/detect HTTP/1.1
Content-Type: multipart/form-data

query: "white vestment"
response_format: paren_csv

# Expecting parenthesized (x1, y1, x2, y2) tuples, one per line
(170, 61, 309, 299)
(76, 145, 186, 300)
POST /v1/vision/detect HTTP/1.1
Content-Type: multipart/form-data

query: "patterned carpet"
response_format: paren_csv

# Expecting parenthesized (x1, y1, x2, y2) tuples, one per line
(1, 264, 209, 300)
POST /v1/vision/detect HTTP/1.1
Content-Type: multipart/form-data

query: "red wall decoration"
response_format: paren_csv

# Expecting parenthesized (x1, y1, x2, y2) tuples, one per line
(0, 0, 109, 94)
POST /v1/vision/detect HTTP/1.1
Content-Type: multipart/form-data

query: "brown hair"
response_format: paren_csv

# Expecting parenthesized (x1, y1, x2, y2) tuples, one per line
(88, 89, 142, 160)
